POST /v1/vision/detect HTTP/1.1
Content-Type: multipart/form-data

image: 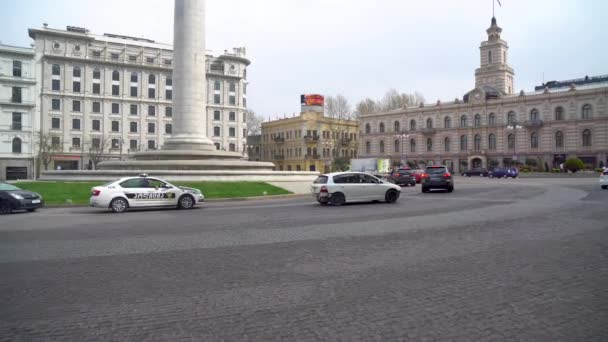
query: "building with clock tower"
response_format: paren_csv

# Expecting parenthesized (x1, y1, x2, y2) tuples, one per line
(358, 16, 608, 172)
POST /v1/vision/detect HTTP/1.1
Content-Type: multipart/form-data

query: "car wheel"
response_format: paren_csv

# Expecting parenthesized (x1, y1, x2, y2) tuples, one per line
(318, 201, 328, 206)
(330, 192, 345, 205)
(0, 202, 11, 215)
(110, 197, 129, 213)
(602, 185, 608, 190)
(489, 174, 494, 178)
(178, 195, 195, 209)
(385, 189, 399, 203)
(27, 208, 37, 212)
(447, 185, 454, 193)
(422, 186, 429, 193)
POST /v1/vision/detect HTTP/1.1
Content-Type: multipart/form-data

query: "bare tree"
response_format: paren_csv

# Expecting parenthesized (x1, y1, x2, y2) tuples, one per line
(34, 132, 60, 177)
(353, 98, 379, 119)
(325, 94, 352, 120)
(87, 136, 111, 170)
(245, 109, 262, 136)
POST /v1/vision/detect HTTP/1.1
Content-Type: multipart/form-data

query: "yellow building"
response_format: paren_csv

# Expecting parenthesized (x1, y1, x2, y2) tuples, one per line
(261, 111, 359, 172)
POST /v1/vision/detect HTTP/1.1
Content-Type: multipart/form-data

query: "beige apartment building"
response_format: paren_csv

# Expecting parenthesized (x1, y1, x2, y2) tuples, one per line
(359, 17, 608, 172)
(28, 24, 249, 170)
(261, 107, 359, 173)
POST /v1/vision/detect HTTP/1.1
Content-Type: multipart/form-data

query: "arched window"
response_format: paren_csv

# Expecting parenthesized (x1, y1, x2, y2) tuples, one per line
(474, 114, 481, 127)
(394, 139, 400, 153)
(582, 104, 592, 119)
(112, 70, 120, 81)
(410, 139, 416, 153)
(148, 74, 156, 84)
(582, 129, 592, 147)
(444, 137, 450, 152)
(554, 107, 564, 121)
(555, 131, 564, 148)
(365, 141, 371, 154)
(426, 118, 433, 129)
(488, 134, 496, 150)
(52, 64, 60, 75)
(488, 50, 492, 64)
(11, 137, 22, 153)
(379, 140, 385, 153)
(507, 134, 515, 149)
(460, 115, 467, 128)
(444, 116, 451, 128)
(365, 123, 371, 134)
(530, 108, 539, 121)
(530, 132, 539, 148)
(460, 135, 468, 151)
(73, 66, 81, 77)
(130, 72, 138, 83)
(394, 120, 400, 132)
(474, 134, 481, 151)
(410, 119, 416, 131)
(488, 113, 496, 126)
(507, 111, 516, 125)
(379, 122, 385, 133)
(426, 138, 433, 152)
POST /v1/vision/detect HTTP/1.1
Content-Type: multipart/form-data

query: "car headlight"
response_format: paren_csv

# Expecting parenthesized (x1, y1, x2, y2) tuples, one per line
(10, 193, 24, 200)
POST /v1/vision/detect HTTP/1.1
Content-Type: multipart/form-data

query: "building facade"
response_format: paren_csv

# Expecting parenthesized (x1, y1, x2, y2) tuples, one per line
(261, 108, 359, 172)
(28, 25, 249, 170)
(359, 17, 608, 172)
(0, 44, 37, 180)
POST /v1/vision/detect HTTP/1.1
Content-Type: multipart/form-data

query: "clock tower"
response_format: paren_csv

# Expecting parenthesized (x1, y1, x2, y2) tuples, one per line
(474, 17, 515, 95)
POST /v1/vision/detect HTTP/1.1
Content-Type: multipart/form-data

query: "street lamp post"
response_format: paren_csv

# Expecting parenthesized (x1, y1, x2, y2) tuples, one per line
(396, 131, 409, 167)
(506, 122, 522, 166)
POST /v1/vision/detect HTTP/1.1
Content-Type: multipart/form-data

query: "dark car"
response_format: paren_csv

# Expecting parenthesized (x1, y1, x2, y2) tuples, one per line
(488, 167, 519, 178)
(462, 168, 489, 177)
(388, 168, 417, 187)
(0, 183, 44, 215)
(421, 165, 454, 193)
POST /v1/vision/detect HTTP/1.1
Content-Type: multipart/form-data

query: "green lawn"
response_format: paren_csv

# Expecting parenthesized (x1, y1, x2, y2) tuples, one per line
(13, 181, 291, 205)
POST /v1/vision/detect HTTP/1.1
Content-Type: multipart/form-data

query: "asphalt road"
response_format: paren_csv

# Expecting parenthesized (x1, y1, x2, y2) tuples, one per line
(1, 177, 607, 341)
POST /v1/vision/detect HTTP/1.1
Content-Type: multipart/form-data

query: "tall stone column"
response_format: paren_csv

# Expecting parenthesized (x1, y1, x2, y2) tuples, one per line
(163, 0, 215, 151)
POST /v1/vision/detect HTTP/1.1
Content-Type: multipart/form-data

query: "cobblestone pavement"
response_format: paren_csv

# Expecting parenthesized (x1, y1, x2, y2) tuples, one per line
(1, 178, 607, 341)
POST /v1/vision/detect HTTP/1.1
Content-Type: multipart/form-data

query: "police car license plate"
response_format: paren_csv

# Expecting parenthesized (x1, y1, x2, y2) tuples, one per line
(32, 199, 41, 204)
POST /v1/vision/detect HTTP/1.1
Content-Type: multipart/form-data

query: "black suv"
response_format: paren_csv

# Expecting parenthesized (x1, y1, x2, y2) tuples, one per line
(388, 168, 416, 187)
(421, 166, 454, 193)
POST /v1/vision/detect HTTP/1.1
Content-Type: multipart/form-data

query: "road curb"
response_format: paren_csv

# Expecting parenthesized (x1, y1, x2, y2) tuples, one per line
(42, 193, 309, 208)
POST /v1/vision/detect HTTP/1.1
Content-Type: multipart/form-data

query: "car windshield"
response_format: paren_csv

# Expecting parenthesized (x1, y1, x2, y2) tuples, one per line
(426, 167, 446, 174)
(313, 176, 328, 184)
(0, 183, 21, 191)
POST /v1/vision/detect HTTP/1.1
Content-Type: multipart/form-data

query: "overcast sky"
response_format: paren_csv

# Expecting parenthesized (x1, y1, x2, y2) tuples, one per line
(1, 0, 606, 119)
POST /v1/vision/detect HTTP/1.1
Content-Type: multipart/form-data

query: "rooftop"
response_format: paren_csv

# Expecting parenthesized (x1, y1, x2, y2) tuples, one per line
(534, 74, 608, 91)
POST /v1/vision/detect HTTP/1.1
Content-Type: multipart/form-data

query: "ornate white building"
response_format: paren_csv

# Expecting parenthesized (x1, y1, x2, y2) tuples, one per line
(0, 44, 37, 180)
(359, 17, 608, 172)
(28, 25, 249, 170)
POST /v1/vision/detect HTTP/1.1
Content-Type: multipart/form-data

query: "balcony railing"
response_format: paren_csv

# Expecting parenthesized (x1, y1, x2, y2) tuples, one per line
(304, 136, 319, 143)
(420, 127, 436, 134)
(273, 137, 285, 144)
(523, 119, 544, 127)
(305, 154, 320, 159)
(11, 124, 22, 131)
(340, 138, 353, 146)
(274, 155, 285, 160)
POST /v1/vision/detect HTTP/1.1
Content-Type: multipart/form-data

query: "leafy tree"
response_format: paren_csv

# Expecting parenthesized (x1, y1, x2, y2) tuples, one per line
(245, 109, 262, 135)
(325, 94, 352, 120)
(563, 157, 584, 173)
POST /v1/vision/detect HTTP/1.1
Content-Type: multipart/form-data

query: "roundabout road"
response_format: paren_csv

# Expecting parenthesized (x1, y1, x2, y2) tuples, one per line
(1, 177, 607, 341)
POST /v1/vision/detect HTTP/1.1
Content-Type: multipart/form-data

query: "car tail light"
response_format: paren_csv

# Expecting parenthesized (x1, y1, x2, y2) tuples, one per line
(92, 189, 101, 196)
(443, 172, 451, 178)
(421, 173, 429, 179)
(320, 186, 328, 193)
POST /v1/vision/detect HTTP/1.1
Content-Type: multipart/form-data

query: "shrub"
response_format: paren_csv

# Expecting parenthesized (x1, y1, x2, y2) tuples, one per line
(520, 166, 531, 172)
(563, 157, 584, 173)
(525, 158, 538, 167)
(551, 168, 561, 173)
(595, 168, 604, 173)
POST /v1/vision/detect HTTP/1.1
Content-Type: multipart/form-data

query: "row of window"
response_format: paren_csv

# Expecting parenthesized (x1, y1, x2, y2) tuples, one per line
(212, 110, 247, 122)
(212, 126, 247, 138)
(364, 105, 595, 134)
(49, 136, 159, 151)
(366, 130, 594, 154)
(263, 131, 357, 142)
(49, 117, 171, 134)
(50, 98, 173, 117)
(50, 79, 171, 99)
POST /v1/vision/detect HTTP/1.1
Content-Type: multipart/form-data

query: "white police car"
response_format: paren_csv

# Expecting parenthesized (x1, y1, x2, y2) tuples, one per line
(89, 174, 204, 213)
